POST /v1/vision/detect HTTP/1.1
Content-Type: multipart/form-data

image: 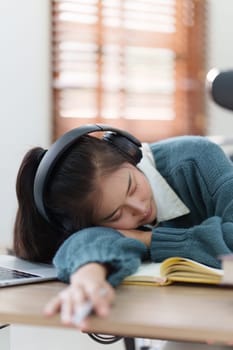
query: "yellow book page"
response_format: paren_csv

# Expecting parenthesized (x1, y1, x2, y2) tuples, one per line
(123, 262, 170, 285)
(122, 257, 223, 286)
(160, 257, 223, 284)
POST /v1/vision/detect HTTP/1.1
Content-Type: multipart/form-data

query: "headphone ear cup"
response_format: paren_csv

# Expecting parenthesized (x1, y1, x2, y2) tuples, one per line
(103, 132, 142, 165)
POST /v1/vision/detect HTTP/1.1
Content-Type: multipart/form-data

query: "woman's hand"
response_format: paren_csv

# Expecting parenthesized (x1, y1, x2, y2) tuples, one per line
(43, 263, 115, 330)
(119, 229, 152, 248)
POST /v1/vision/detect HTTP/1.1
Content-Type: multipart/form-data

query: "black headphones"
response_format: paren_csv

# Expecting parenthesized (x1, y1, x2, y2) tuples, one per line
(33, 124, 142, 224)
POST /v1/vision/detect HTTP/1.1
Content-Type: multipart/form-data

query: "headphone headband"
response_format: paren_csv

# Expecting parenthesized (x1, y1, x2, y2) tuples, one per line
(33, 124, 142, 223)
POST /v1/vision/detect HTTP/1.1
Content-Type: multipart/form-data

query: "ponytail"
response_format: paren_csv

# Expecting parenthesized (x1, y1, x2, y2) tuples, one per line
(13, 148, 67, 263)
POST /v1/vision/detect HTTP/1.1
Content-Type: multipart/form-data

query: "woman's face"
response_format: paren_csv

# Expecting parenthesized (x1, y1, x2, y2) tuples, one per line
(94, 163, 157, 229)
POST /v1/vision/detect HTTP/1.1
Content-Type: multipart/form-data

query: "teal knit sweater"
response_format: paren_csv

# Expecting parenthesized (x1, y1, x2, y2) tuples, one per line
(54, 136, 233, 286)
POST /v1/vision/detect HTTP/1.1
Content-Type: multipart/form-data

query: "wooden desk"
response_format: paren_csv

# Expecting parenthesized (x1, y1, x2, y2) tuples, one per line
(0, 281, 233, 344)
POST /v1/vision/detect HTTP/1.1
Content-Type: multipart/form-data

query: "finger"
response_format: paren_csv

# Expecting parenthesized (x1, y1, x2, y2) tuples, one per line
(60, 287, 86, 325)
(90, 284, 115, 317)
(43, 295, 62, 316)
(74, 285, 115, 332)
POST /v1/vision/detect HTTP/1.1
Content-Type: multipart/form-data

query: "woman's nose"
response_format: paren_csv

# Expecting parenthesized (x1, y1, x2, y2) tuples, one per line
(126, 198, 145, 215)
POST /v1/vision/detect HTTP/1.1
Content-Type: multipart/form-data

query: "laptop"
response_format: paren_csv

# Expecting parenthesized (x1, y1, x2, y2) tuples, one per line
(0, 254, 57, 287)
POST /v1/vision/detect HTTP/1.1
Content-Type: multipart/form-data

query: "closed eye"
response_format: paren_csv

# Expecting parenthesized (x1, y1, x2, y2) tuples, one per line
(108, 211, 121, 223)
(99, 172, 132, 224)
(129, 180, 138, 196)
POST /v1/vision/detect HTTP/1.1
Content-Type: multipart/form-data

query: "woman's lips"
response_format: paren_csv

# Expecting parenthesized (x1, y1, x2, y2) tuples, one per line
(141, 205, 152, 224)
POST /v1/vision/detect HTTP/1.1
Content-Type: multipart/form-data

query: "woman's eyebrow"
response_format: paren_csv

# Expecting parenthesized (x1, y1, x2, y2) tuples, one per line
(101, 172, 132, 222)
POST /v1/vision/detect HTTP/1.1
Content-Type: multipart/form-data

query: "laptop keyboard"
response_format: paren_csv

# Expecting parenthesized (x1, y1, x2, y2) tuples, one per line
(0, 266, 39, 280)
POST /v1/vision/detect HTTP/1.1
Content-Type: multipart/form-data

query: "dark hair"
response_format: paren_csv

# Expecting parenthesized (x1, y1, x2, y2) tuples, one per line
(13, 135, 134, 263)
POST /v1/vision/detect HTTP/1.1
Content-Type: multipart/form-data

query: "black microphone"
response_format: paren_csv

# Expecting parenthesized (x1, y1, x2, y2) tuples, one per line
(206, 68, 233, 111)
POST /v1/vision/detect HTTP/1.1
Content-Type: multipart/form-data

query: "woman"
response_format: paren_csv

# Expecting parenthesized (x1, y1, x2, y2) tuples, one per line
(13, 124, 233, 330)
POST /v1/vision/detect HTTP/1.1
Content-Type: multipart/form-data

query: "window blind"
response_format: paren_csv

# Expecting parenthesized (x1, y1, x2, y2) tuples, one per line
(52, 0, 206, 141)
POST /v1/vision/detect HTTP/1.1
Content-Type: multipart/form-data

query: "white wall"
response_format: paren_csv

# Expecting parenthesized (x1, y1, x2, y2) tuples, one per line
(0, 0, 51, 247)
(206, 0, 233, 136)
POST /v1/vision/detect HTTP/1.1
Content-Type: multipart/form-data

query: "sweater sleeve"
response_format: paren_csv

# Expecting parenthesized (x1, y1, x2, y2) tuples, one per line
(53, 226, 148, 287)
(150, 216, 232, 268)
(149, 137, 233, 269)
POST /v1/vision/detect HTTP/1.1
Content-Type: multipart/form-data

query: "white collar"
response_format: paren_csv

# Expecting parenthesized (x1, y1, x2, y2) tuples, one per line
(137, 143, 190, 224)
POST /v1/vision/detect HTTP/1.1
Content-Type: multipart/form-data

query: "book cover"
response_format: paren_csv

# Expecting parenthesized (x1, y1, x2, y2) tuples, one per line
(123, 257, 224, 286)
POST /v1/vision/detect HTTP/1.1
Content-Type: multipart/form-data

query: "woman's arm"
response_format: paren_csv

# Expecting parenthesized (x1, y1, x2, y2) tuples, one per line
(118, 229, 152, 247)
(44, 262, 115, 329)
(44, 227, 148, 326)
(146, 136, 233, 268)
(53, 226, 148, 287)
(150, 217, 232, 268)
(117, 220, 233, 269)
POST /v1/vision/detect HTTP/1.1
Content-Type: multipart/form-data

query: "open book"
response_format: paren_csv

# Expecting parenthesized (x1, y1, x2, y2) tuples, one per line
(220, 254, 233, 284)
(123, 257, 224, 286)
